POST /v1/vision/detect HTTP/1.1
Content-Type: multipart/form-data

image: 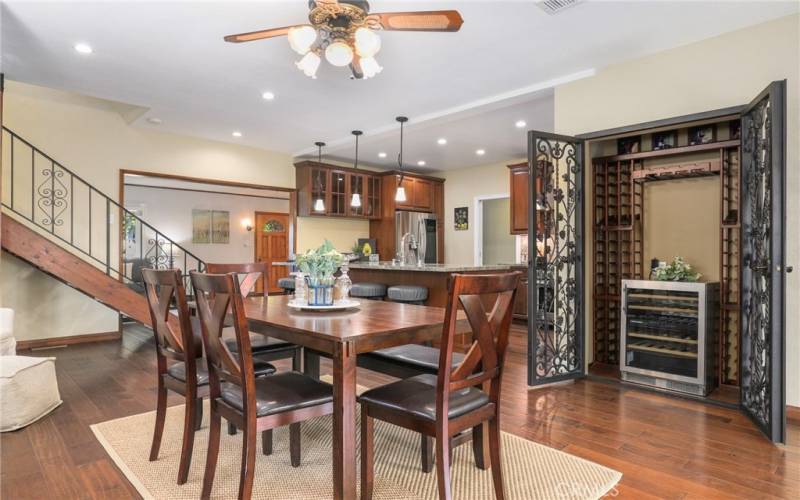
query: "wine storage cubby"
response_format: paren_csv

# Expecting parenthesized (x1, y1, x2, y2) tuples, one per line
(719, 145, 741, 385)
(621, 280, 719, 396)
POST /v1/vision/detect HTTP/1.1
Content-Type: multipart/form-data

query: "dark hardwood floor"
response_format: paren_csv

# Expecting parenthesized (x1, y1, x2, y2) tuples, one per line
(2, 323, 798, 499)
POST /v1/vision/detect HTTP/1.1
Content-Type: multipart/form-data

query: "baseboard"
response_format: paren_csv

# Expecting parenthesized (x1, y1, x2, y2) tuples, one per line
(788, 405, 800, 425)
(16, 331, 121, 351)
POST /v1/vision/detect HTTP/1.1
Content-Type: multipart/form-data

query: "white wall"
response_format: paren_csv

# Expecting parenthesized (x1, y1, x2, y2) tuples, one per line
(554, 14, 800, 406)
(0, 80, 368, 341)
(481, 197, 516, 265)
(124, 185, 289, 263)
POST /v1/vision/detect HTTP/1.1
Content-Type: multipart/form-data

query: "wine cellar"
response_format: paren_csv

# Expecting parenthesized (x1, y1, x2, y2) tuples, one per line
(589, 113, 742, 402)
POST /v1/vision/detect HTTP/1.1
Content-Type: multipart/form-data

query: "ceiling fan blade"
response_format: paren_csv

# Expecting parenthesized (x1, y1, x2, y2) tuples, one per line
(224, 25, 300, 43)
(370, 10, 463, 32)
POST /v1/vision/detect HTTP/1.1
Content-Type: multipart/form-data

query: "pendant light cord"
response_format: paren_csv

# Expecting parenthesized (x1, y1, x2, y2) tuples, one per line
(396, 116, 408, 183)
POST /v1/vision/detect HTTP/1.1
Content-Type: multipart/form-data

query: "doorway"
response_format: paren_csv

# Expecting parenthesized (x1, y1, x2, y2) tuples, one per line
(474, 194, 517, 266)
(254, 211, 290, 294)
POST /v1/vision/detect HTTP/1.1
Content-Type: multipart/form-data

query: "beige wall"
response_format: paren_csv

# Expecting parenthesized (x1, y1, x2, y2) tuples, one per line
(436, 159, 524, 266)
(0, 80, 368, 341)
(644, 177, 720, 281)
(555, 14, 800, 406)
(482, 197, 516, 265)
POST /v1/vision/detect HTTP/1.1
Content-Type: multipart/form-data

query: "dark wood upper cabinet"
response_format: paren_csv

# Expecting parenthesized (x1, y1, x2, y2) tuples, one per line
(394, 175, 434, 212)
(509, 163, 529, 234)
(295, 161, 382, 220)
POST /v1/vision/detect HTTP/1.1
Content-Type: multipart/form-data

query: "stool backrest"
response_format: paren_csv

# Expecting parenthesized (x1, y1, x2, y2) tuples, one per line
(205, 262, 268, 298)
(142, 268, 199, 365)
(438, 272, 521, 411)
(190, 271, 254, 397)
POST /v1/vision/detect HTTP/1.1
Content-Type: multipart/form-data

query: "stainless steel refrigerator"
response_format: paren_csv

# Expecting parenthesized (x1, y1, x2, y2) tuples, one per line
(394, 211, 438, 265)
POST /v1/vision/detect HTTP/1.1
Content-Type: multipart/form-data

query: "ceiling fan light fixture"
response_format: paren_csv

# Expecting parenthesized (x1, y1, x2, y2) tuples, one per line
(354, 27, 381, 58)
(287, 25, 317, 55)
(360, 56, 383, 79)
(325, 41, 354, 67)
(296, 52, 321, 78)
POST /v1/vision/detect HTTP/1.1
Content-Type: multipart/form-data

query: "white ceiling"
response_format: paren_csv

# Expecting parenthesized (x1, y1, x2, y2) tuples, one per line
(2, 1, 797, 171)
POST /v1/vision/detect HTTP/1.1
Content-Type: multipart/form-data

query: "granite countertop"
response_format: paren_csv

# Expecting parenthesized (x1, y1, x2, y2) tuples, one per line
(347, 262, 514, 273)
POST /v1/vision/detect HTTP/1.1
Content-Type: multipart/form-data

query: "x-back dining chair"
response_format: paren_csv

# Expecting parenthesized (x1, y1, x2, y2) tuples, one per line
(191, 271, 334, 500)
(358, 271, 521, 500)
(142, 268, 207, 485)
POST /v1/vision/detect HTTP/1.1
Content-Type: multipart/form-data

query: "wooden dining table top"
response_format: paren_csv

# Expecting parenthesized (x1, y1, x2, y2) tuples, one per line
(244, 295, 459, 354)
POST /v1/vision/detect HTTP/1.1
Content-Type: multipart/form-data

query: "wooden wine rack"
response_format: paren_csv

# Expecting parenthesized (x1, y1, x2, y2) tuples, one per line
(592, 158, 644, 365)
(719, 144, 741, 385)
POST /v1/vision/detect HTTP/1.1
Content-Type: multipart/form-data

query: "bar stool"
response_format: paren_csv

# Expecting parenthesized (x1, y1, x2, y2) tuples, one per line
(350, 283, 387, 300)
(277, 277, 295, 295)
(387, 285, 428, 305)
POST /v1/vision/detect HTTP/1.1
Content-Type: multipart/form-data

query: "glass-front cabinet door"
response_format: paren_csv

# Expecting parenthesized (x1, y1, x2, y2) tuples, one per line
(329, 170, 347, 216)
(310, 167, 328, 215)
(349, 174, 365, 217)
(366, 175, 380, 218)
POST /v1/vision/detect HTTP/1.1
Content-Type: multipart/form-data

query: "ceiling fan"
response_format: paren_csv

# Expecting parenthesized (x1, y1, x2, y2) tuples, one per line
(224, 0, 463, 79)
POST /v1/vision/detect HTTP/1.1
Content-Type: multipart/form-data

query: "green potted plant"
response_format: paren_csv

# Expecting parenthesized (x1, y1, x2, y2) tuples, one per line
(653, 256, 701, 282)
(296, 240, 344, 306)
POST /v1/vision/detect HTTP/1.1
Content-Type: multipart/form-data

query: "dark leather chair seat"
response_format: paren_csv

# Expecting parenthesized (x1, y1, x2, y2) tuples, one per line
(221, 372, 333, 417)
(223, 330, 294, 354)
(167, 357, 276, 385)
(358, 374, 489, 422)
(366, 345, 465, 374)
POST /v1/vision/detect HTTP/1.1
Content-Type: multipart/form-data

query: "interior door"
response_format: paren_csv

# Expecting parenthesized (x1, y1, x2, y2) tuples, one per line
(255, 212, 290, 294)
(739, 80, 787, 443)
(528, 131, 585, 385)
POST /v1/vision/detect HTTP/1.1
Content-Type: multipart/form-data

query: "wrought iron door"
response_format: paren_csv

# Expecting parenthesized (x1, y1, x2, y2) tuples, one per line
(740, 80, 787, 443)
(528, 131, 585, 386)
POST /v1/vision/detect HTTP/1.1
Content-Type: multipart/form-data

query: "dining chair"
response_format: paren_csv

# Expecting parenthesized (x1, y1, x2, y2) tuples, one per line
(142, 268, 208, 485)
(143, 268, 277, 484)
(358, 271, 520, 500)
(191, 271, 334, 500)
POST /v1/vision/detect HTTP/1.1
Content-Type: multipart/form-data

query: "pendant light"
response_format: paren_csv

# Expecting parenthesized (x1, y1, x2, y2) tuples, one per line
(395, 116, 408, 203)
(313, 141, 326, 212)
(350, 130, 363, 208)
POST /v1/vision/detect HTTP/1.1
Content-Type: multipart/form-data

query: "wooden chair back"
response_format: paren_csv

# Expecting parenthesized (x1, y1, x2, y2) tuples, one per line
(142, 268, 198, 364)
(437, 272, 521, 410)
(190, 271, 255, 397)
(205, 262, 268, 298)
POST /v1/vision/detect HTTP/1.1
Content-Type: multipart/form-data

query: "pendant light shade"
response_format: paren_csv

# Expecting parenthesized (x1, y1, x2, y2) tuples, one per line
(350, 130, 363, 208)
(395, 116, 409, 202)
(314, 141, 326, 212)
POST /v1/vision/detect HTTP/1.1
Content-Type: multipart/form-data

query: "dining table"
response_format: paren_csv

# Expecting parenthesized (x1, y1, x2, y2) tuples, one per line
(243, 294, 480, 500)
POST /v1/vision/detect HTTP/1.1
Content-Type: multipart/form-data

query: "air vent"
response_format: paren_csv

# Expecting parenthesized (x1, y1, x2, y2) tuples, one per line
(536, 0, 582, 15)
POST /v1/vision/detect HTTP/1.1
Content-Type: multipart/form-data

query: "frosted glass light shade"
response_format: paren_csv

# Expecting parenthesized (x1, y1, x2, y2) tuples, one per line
(325, 42, 354, 67)
(296, 52, 321, 78)
(360, 56, 383, 79)
(394, 186, 407, 202)
(287, 25, 317, 55)
(350, 193, 361, 207)
(354, 28, 381, 58)
(314, 198, 325, 212)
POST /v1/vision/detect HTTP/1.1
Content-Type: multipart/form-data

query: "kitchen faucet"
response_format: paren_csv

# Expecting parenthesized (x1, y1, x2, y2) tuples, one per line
(398, 232, 419, 265)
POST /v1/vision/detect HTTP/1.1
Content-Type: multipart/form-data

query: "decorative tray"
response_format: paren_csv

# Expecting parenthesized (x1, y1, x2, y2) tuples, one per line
(287, 299, 361, 312)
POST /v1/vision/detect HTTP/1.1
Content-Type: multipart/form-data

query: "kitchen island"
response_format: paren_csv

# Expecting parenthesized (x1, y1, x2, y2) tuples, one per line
(348, 262, 514, 307)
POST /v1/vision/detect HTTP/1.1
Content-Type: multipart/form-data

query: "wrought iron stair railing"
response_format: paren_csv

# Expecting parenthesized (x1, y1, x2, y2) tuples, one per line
(1, 126, 205, 294)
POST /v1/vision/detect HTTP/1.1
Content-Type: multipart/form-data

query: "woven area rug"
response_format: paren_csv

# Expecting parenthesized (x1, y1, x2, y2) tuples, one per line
(91, 382, 620, 499)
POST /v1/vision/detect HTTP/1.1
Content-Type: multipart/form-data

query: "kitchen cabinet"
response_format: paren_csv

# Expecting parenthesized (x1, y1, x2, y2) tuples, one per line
(295, 161, 381, 220)
(509, 163, 529, 234)
(512, 266, 529, 320)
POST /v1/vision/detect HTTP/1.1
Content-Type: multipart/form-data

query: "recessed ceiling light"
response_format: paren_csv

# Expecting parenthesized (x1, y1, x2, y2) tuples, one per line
(74, 43, 93, 54)
(437, 138, 447, 145)
(378, 152, 387, 158)
(476, 149, 486, 156)
(515, 120, 527, 128)
(417, 160, 426, 166)
(232, 131, 242, 137)
(262, 91, 276, 101)
(146, 117, 162, 125)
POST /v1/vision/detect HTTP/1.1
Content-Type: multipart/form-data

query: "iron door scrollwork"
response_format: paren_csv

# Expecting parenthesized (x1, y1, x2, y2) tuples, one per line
(528, 131, 585, 386)
(740, 80, 786, 444)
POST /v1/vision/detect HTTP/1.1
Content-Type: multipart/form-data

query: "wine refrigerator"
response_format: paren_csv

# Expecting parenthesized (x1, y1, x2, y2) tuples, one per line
(620, 280, 719, 397)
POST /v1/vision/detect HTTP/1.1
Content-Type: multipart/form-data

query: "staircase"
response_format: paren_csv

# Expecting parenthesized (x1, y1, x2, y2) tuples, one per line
(1, 126, 205, 326)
